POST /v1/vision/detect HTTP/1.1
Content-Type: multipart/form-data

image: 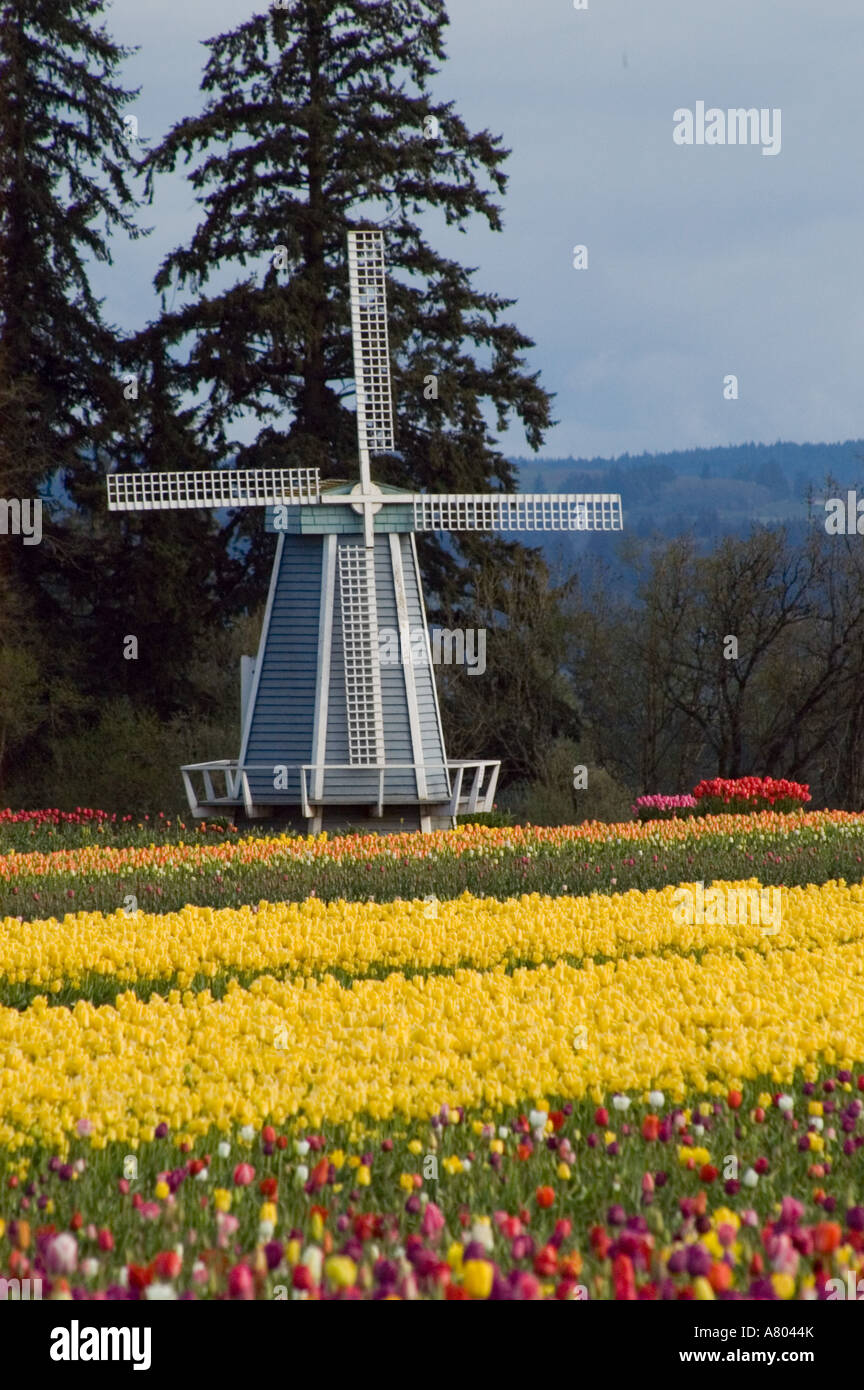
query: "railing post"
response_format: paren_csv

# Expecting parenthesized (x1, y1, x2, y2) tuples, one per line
(181, 769, 200, 817)
(241, 770, 256, 819)
(449, 764, 465, 816)
(467, 763, 482, 813)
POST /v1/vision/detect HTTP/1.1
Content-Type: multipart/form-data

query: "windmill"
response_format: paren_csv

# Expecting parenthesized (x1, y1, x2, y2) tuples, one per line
(107, 229, 623, 833)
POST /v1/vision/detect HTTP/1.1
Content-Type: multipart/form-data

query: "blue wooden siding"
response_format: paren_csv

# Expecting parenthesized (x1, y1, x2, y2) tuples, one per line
(241, 531, 451, 810)
(241, 534, 321, 804)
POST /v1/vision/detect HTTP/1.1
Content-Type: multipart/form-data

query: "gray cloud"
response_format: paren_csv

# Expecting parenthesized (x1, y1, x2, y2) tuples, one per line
(97, 0, 864, 457)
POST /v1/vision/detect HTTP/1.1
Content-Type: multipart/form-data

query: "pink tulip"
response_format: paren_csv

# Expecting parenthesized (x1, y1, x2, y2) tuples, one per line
(421, 1202, 445, 1240)
(46, 1233, 78, 1274)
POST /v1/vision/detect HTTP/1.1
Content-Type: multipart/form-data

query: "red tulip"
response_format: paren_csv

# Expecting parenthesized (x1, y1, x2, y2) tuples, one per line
(642, 1115, 660, 1141)
(154, 1250, 182, 1281)
(228, 1262, 254, 1300)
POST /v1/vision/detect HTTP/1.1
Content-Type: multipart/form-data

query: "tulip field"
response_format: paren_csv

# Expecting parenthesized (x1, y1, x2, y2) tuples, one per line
(3, 794, 864, 1303)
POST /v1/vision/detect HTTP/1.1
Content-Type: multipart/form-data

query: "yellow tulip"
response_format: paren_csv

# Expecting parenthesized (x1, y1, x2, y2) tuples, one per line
(324, 1256, 357, 1289)
(462, 1260, 493, 1298)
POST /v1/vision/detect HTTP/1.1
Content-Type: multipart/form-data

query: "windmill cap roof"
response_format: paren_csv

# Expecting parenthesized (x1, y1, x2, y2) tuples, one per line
(318, 479, 410, 496)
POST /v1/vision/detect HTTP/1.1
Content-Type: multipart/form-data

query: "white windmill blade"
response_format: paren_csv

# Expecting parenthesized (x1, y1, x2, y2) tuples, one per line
(347, 229, 395, 491)
(410, 492, 623, 532)
(106, 467, 321, 512)
(337, 542, 385, 767)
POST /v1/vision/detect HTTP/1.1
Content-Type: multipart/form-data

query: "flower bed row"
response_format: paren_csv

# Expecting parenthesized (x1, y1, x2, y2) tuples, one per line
(1, 931, 862, 1151)
(4, 810, 864, 920)
(634, 779, 812, 821)
(2, 1074, 864, 1299)
(3, 879, 864, 1007)
(0, 810, 239, 855)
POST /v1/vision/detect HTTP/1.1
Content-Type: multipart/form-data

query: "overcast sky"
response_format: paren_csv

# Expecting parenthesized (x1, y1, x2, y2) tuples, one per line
(98, 0, 864, 461)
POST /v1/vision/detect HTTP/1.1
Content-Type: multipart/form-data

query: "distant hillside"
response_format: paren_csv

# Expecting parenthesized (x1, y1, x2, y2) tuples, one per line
(507, 439, 864, 578)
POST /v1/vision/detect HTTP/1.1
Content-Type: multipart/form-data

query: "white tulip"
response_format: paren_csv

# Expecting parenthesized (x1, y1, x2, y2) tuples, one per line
(742, 1167, 759, 1188)
(217, 1141, 230, 1159)
(649, 1091, 665, 1108)
(471, 1222, 494, 1252)
(145, 1282, 178, 1300)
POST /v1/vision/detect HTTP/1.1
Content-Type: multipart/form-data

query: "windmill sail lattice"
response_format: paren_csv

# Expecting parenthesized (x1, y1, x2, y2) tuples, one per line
(106, 468, 320, 511)
(105, 228, 624, 834)
(338, 542, 385, 766)
(347, 229, 395, 475)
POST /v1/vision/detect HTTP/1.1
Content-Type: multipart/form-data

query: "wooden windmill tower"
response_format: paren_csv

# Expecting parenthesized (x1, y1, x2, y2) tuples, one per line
(107, 229, 623, 833)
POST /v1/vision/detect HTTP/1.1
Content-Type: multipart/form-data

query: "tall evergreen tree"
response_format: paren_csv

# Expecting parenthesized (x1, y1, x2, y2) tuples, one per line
(98, 327, 247, 714)
(0, 0, 143, 787)
(143, 0, 554, 614)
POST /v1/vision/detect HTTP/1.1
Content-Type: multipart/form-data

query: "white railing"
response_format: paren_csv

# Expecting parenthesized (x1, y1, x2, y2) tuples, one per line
(445, 760, 501, 816)
(180, 759, 500, 821)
